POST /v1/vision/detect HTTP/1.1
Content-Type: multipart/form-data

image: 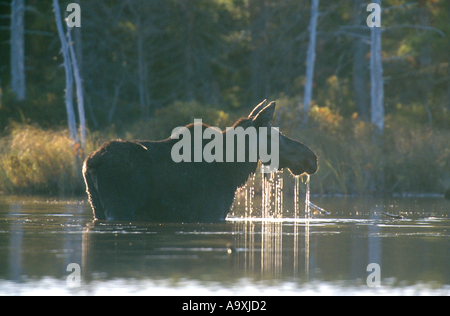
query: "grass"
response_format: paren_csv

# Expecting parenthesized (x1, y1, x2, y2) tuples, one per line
(0, 123, 104, 195)
(1, 100, 449, 196)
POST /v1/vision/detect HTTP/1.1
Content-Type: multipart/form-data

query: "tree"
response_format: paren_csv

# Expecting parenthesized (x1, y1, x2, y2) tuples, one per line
(369, 0, 384, 133)
(10, 0, 26, 101)
(67, 27, 86, 151)
(80, 0, 130, 126)
(303, 0, 319, 114)
(53, 0, 79, 150)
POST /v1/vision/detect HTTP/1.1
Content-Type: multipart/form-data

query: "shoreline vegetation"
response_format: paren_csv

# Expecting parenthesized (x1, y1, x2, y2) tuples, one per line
(1, 99, 449, 198)
(2, 0, 450, 201)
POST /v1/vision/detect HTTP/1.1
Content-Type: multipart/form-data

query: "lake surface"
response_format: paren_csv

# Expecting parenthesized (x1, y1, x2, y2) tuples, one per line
(0, 194, 449, 295)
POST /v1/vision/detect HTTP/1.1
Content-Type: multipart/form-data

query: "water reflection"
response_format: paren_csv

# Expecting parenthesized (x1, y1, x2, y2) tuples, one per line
(81, 217, 323, 284)
(369, 204, 382, 277)
(230, 170, 313, 281)
(1, 195, 450, 295)
(8, 204, 23, 281)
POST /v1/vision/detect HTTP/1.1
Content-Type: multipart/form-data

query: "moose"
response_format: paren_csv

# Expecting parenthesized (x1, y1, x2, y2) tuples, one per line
(83, 100, 318, 222)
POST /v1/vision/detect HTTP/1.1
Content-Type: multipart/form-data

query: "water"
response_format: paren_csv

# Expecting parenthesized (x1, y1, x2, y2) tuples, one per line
(1, 189, 450, 295)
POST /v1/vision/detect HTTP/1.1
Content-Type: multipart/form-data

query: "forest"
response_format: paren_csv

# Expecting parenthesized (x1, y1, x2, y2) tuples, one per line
(0, 0, 449, 196)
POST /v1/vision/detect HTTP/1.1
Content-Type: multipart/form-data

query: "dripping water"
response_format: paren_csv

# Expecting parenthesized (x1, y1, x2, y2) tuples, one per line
(260, 166, 283, 277)
(304, 174, 311, 217)
(294, 174, 311, 218)
(294, 176, 300, 218)
(275, 172, 283, 218)
(238, 168, 326, 219)
(244, 173, 256, 217)
(299, 173, 329, 216)
(261, 166, 283, 219)
(236, 169, 326, 280)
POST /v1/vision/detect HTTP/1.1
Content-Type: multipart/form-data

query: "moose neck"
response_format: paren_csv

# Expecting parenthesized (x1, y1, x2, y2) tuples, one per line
(219, 159, 259, 191)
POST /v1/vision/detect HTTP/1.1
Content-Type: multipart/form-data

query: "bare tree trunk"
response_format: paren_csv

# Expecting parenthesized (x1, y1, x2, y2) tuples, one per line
(303, 0, 319, 114)
(368, 0, 385, 192)
(73, 0, 83, 78)
(10, 0, 26, 101)
(370, 0, 384, 133)
(67, 27, 86, 152)
(53, 0, 79, 147)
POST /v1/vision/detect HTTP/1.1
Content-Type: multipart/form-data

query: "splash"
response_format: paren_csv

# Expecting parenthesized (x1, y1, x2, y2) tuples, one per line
(237, 167, 327, 219)
(304, 174, 310, 217)
(294, 174, 329, 217)
(294, 176, 300, 218)
(260, 166, 283, 277)
(244, 173, 256, 217)
(294, 174, 311, 218)
(261, 166, 283, 219)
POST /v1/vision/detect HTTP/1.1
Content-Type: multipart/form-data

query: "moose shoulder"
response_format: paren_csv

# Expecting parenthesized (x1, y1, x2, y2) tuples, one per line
(83, 100, 318, 222)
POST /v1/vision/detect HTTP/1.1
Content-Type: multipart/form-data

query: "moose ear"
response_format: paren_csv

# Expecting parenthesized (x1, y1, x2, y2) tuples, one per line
(248, 99, 267, 118)
(252, 101, 276, 127)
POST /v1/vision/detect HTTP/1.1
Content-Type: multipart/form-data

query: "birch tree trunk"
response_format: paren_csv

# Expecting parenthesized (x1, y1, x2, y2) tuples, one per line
(303, 0, 319, 114)
(53, 0, 79, 147)
(370, 0, 384, 132)
(10, 0, 26, 101)
(73, 0, 83, 77)
(67, 27, 86, 151)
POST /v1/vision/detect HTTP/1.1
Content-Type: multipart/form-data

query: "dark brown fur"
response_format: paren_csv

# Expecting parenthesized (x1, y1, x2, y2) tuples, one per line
(83, 101, 317, 222)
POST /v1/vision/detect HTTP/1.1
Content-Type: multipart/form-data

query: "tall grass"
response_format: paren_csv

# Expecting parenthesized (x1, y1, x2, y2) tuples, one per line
(0, 124, 97, 195)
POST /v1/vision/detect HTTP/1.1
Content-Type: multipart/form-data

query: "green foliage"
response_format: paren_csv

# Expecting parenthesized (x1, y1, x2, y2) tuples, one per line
(1, 0, 450, 130)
